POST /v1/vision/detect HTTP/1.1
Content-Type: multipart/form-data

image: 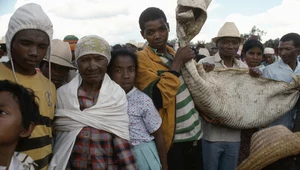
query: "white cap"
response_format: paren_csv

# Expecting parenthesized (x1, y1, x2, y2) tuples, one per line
(264, 47, 275, 55)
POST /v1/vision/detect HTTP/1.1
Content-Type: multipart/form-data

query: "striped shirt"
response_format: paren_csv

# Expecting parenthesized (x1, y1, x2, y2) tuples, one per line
(151, 48, 202, 142)
(0, 63, 56, 170)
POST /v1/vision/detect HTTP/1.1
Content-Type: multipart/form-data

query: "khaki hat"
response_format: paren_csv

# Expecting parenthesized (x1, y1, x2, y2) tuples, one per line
(137, 42, 145, 49)
(264, 47, 275, 55)
(45, 39, 75, 68)
(237, 125, 300, 170)
(212, 22, 242, 43)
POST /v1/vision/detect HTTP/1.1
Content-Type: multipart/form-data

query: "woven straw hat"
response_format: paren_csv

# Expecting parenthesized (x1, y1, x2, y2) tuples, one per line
(264, 47, 275, 55)
(237, 125, 300, 170)
(45, 39, 75, 68)
(212, 22, 242, 43)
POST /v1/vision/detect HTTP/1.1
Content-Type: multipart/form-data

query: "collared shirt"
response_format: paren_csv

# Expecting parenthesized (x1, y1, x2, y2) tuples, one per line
(263, 59, 300, 130)
(199, 52, 248, 142)
(66, 86, 137, 170)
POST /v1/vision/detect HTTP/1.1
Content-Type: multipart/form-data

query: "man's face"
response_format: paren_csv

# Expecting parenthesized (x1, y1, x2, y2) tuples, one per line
(263, 54, 275, 65)
(11, 29, 49, 74)
(211, 47, 218, 56)
(141, 18, 169, 50)
(278, 40, 300, 65)
(77, 54, 108, 85)
(41, 62, 70, 89)
(0, 91, 24, 145)
(217, 37, 240, 58)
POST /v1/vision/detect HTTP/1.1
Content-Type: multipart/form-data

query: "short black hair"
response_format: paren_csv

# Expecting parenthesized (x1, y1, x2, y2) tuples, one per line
(107, 49, 138, 74)
(242, 39, 264, 54)
(112, 44, 125, 51)
(280, 33, 300, 48)
(139, 7, 167, 31)
(0, 80, 39, 130)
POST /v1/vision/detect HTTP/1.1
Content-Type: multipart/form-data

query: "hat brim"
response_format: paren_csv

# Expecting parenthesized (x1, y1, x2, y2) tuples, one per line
(43, 56, 76, 69)
(212, 36, 243, 43)
(237, 133, 300, 170)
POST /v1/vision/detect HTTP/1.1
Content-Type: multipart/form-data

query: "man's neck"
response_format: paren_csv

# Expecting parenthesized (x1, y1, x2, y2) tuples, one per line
(149, 45, 167, 54)
(4, 61, 36, 76)
(286, 60, 298, 71)
(0, 144, 16, 167)
(221, 55, 234, 67)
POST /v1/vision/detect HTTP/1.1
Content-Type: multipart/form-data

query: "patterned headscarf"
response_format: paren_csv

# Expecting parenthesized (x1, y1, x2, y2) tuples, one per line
(75, 35, 111, 64)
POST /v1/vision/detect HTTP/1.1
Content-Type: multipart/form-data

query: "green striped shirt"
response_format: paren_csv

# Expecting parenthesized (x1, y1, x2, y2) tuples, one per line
(150, 47, 203, 142)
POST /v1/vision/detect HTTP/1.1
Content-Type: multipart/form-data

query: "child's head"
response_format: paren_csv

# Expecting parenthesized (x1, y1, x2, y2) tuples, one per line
(139, 7, 169, 50)
(108, 50, 138, 93)
(0, 80, 39, 147)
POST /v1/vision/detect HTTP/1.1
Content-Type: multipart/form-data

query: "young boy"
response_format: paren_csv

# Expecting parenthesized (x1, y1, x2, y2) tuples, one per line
(0, 3, 56, 169)
(0, 80, 40, 170)
(136, 7, 203, 169)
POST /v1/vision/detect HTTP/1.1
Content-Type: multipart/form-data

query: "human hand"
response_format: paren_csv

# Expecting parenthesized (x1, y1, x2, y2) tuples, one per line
(172, 45, 195, 72)
(202, 62, 215, 72)
(249, 67, 262, 78)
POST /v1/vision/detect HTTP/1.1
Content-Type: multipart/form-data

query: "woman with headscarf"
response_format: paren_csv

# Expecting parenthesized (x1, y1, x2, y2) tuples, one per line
(49, 35, 137, 170)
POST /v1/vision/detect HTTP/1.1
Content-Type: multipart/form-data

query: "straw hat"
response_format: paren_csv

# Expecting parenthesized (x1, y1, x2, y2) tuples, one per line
(264, 47, 275, 55)
(45, 39, 75, 68)
(212, 22, 242, 43)
(237, 125, 300, 170)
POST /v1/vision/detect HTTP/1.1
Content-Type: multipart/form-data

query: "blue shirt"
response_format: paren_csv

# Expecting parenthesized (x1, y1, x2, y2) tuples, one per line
(263, 59, 300, 129)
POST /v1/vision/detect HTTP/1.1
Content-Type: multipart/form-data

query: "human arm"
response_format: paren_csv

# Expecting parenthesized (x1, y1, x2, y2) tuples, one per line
(249, 67, 262, 78)
(152, 127, 168, 170)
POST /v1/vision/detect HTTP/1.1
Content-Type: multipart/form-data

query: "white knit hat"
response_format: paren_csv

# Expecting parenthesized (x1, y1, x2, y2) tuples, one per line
(75, 35, 111, 64)
(212, 22, 242, 43)
(264, 47, 275, 55)
(5, 3, 53, 60)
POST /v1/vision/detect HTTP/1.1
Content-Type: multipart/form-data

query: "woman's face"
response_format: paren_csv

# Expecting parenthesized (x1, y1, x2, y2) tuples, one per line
(244, 47, 263, 67)
(77, 54, 108, 84)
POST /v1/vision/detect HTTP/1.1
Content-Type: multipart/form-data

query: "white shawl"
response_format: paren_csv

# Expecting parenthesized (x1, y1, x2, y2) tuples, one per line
(48, 74, 129, 170)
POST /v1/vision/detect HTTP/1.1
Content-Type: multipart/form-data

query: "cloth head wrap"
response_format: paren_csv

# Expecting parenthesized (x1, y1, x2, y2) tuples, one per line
(75, 35, 111, 64)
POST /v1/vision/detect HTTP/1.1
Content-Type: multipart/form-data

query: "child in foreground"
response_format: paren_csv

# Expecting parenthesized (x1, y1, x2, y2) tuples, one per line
(0, 80, 40, 170)
(108, 49, 168, 170)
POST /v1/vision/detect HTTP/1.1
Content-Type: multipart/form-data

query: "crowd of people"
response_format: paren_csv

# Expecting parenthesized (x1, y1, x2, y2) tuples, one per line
(0, 2, 300, 170)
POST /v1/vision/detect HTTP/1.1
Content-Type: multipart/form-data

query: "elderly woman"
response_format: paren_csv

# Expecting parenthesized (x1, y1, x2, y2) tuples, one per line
(49, 35, 137, 170)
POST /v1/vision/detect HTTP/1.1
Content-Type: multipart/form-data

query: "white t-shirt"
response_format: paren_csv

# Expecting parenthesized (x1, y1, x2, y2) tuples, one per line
(0, 152, 36, 170)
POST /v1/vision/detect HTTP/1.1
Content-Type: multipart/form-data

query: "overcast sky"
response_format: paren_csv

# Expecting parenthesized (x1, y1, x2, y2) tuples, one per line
(0, 0, 299, 45)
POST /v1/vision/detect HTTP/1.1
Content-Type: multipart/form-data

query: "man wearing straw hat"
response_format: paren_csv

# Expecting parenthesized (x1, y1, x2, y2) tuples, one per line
(199, 22, 261, 170)
(40, 39, 76, 89)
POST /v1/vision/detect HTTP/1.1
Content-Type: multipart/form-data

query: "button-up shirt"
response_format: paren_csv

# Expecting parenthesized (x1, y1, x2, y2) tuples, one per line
(199, 53, 248, 142)
(263, 59, 300, 130)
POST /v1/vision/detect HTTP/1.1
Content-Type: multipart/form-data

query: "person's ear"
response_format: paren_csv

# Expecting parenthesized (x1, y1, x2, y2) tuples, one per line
(140, 30, 146, 39)
(166, 23, 170, 32)
(20, 122, 35, 138)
